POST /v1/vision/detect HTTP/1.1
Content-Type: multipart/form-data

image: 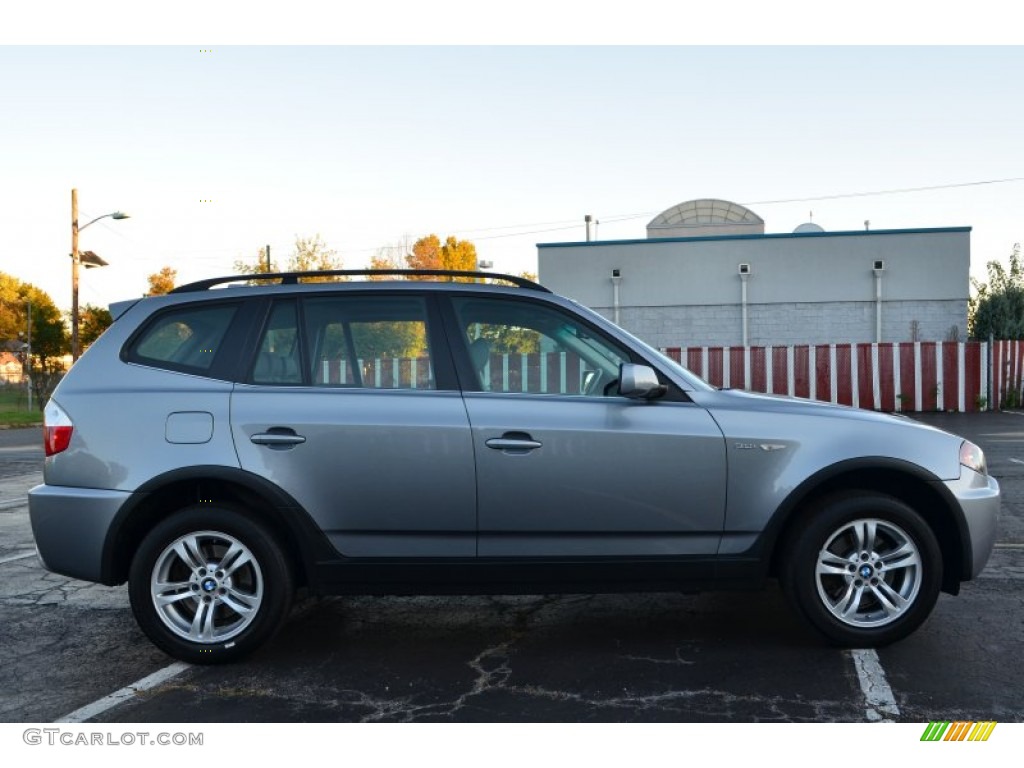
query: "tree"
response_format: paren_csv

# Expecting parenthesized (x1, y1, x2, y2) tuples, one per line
(367, 236, 415, 280)
(233, 245, 277, 278)
(970, 244, 1024, 339)
(80, 304, 113, 347)
(0, 271, 26, 342)
(146, 266, 177, 296)
(439, 235, 478, 273)
(367, 247, 404, 280)
(234, 236, 345, 283)
(405, 234, 477, 280)
(405, 234, 441, 276)
(291, 234, 344, 278)
(0, 273, 70, 409)
(0, 271, 68, 391)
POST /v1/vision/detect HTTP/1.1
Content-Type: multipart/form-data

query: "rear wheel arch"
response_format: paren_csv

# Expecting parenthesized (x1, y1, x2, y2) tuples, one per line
(765, 460, 968, 594)
(101, 467, 332, 589)
(128, 503, 294, 663)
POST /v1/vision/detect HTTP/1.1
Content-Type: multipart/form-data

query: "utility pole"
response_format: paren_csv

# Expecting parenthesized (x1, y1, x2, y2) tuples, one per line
(68, 189, 127, 361)
(265, 244, 271, 272)
(71, 188, 81, 361)
(26, 301, 32, 411)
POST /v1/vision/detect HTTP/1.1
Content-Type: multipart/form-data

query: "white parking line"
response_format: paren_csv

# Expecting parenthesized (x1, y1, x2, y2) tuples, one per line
(850, 649, 900, 721)
(0, 551, 35, 565)
(1009, 458, 1024, 465)
(55, 662, 192, 723)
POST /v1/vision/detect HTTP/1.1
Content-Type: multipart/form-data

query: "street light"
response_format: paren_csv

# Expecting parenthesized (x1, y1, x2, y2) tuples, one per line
(71, 187, 129, 361)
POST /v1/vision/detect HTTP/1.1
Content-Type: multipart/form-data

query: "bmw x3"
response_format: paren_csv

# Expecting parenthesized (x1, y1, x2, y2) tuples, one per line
(29, 269, 1000, 663)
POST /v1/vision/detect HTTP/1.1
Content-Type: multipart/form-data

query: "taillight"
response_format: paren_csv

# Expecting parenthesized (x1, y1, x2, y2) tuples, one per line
(44, 400, 73, 457)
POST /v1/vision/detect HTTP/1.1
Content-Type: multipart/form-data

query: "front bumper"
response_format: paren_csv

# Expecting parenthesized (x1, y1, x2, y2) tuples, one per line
(943, 469, 1000, 580)
(28, 484, 132, 584)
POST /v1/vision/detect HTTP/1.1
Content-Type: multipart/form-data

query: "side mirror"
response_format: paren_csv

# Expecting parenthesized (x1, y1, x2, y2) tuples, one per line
(618, 363, 666, 399)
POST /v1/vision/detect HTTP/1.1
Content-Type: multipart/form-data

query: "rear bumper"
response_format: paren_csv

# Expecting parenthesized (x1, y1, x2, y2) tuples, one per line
(943, 469, 1000, 580)
(28, 484, 131, 584)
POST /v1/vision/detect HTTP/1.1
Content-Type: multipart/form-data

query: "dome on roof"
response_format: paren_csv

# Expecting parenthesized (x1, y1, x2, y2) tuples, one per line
(793, 222, 825, 233)
(647, 198, 765, 239)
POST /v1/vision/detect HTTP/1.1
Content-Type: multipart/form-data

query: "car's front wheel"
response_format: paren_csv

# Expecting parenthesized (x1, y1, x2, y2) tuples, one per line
(780, 492, 942, 647)
(129, 506, 294, 664)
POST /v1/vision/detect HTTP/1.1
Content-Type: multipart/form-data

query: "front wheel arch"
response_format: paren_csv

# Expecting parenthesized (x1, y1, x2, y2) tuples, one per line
(779, 490, 943, 646)
(764, 462, 967, 594)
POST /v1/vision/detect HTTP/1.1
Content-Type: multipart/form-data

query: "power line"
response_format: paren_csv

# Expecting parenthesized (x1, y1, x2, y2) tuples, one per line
(545, 177, 1024, 230)
(741, 177, 1024, 206)
(79, 174, 1024, 258)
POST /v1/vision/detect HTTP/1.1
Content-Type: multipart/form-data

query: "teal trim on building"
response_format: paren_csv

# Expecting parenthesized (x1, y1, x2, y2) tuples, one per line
(536, 226, 973, 249)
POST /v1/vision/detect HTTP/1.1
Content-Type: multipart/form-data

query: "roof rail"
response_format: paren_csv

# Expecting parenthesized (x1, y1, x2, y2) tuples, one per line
(171, 269, 550, 294)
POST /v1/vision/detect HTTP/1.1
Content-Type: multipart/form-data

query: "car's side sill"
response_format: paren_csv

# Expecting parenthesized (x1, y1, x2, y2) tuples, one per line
(309, 556, 764, 596)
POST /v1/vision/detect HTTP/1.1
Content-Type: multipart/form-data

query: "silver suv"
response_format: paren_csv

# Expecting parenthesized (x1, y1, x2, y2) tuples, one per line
(29, 270, 1000, 664)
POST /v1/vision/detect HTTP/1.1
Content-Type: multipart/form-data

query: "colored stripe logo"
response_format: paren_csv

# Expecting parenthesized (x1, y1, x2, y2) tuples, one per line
(921, 721, 997, 741)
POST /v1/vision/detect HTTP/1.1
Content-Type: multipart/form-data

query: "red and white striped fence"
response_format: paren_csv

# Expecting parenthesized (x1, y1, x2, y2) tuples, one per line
(660, 342, 1011, 412)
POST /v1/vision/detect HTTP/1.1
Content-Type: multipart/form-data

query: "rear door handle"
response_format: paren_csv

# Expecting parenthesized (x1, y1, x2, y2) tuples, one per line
(486, 438, 542, 450)
(250, 429, 306, 448)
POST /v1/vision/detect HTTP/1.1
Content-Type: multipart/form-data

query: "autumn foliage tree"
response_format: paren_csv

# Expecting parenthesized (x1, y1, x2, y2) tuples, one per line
(0, 271, 69, 408)
(146, 267, 177, 296)
(233, 245, 277, 278)
(367, 238, 409, 279)
(405, 234, 478, 280)
(368, 251, 401, 277)
(234, 235, 346, 283)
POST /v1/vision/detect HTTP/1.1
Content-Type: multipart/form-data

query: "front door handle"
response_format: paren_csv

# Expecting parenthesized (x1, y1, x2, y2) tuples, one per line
(485, 432, 542, 452)
(251, 428, 306, 448)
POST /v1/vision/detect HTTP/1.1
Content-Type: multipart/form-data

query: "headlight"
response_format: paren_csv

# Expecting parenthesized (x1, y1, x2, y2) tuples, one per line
(960, 440, 987, 475)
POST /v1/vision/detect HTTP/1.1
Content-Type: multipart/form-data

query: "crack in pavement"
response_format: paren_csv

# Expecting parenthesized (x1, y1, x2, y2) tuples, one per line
(136, 594, 854, 722)
(0, 559, 128, 609)
(620, 648, 697, 666)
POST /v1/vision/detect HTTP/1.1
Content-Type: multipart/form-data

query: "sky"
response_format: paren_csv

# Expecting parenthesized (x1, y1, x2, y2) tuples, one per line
(1, 34, 1023, 314)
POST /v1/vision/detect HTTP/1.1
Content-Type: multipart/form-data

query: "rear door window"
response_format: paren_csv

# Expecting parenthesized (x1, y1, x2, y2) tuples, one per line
(302, 295, 436, 389)
(250, 300, 303, 385)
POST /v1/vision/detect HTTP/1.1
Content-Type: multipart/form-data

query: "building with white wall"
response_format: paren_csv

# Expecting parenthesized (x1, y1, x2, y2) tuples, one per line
(537, 199, 970, 348)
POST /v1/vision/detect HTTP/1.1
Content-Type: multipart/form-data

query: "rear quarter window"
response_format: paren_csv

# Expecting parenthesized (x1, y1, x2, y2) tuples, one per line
(126, 303, 239, 374)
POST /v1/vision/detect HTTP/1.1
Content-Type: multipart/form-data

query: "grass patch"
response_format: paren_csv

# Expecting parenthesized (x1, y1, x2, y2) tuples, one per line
(0, 409, 42, 427)
(0, 387, 41, 427)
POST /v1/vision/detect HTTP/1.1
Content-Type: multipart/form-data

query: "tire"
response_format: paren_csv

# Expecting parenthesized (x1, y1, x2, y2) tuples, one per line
(129, 505, 294, 664)
(780, 491, 942, 647)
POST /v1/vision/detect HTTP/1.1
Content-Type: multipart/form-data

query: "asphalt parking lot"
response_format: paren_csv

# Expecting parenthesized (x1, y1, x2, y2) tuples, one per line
(1, 413, 1022, 723)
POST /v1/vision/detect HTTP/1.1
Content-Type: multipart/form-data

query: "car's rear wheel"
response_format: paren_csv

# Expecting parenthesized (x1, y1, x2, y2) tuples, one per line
(780, 492, 942, 646)
(129, 506, 293, 664)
